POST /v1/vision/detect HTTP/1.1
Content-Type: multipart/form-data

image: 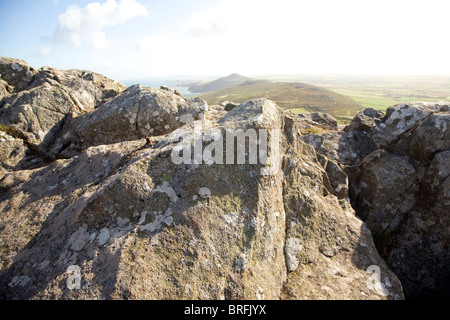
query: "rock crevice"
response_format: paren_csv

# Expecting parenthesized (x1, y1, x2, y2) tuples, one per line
(1, 58, 445, 299)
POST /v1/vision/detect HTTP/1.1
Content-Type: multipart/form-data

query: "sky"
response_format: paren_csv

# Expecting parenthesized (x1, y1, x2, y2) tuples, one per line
(0, 0, 449, 80)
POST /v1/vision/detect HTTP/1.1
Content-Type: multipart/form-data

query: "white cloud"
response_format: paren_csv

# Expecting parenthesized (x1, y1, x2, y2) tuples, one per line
(135, 0, 450, 76)
(28, 46, 53, 57)
(54, 0, 148, 49)
(40, 46, 53, 56)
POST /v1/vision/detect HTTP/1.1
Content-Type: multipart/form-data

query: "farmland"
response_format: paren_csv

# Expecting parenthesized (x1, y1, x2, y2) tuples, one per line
(198, 80, 364, 123)
(268, 74, 450, 112)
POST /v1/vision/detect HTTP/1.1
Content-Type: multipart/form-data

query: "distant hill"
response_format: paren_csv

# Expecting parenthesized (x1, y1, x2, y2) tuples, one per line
(198, 81, 364, 123)
(188, 73, 252, 93)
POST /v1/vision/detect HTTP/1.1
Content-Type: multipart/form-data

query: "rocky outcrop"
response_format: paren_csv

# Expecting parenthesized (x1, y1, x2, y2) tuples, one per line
(280, 114, 400, 300)
(207, 104, 228, 121)
(297, 112, 339, 131)
(41, 84, 208, 159)
(160, 85, 183, 97)
(0, 57, 37, 93)
(220, 101, 239, 112)
(0, 79, 10, 97)
(302, 102, 450, 298)
(0, 58, 126, 150)
(0, 63, 404, 300)
(0, 130, 27, 171)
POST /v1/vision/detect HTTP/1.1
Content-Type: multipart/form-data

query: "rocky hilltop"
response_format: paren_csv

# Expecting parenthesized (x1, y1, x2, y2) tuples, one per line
(302, 103, 450, 298)
(188, 73, 252, 94)
(0, 57, 447, 300)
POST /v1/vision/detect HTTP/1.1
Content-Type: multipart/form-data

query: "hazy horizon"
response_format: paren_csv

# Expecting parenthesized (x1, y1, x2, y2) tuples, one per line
(1, 0, 450, 80)
(117, 72, 450, 82)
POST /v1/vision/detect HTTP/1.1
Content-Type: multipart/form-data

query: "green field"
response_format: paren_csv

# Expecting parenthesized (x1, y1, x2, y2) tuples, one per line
(194, 74, 450, 124)
(329, 88, 447, 111)
(266, 74, 450, 114)
(198, 81, 364, 123)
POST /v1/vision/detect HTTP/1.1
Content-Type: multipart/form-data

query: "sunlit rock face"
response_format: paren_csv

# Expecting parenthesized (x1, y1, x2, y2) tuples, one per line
(302, 101, 450, 298)
(4, 58, 448, 300)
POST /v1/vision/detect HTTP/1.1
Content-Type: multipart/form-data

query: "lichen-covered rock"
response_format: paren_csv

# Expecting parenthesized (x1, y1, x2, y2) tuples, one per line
(45, 85, 208, 158)
(395, 112, 450, 164)
(0, 68, 126, 142)
(341, 103, 449, 299)
(298, 102, 450, 298)
(349, 150, 419, 242)
(160, 85, 183, 97)
(387, 150, 450, 298)
(324, 159, 349, 199)
(300, 131, 343, 161)
(281, 129, 402, 300)
(0, 97, 403, 300)
(0, 82, 91, 143)
(5, 57, 449, 300)
(207, 104, 228, 121)
(372, 103, 439, 149)
(0, 57, 37, 92)
(0, 79, 10, 97)
(297, 112, 339, 131)
(302, 103, 449, 167)
(28, 66, 127, 109)
(345, 108, 384, 132)
(220, 101, 238, 112)
(0, 130, 28, 171)
(0, 57, 127, 171)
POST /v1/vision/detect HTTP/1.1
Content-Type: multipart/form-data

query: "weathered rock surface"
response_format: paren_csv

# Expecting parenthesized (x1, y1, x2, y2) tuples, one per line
(0, 79, 9, 97)
(302, 102, 450, 298)
(0, 130, 27, 172)
(160, 85, 183, 97)
(220, 101, 239, 112)
(0, 67, 126, 143)
(0, 58, 127, 173)
(297, 112, 339, 131)
(0, 67, 404, 300)
(28, 66, 127, 108)
(0, 57, 37, 93)
(207, 104, 228, 121)
(41, 84, 208, 159)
